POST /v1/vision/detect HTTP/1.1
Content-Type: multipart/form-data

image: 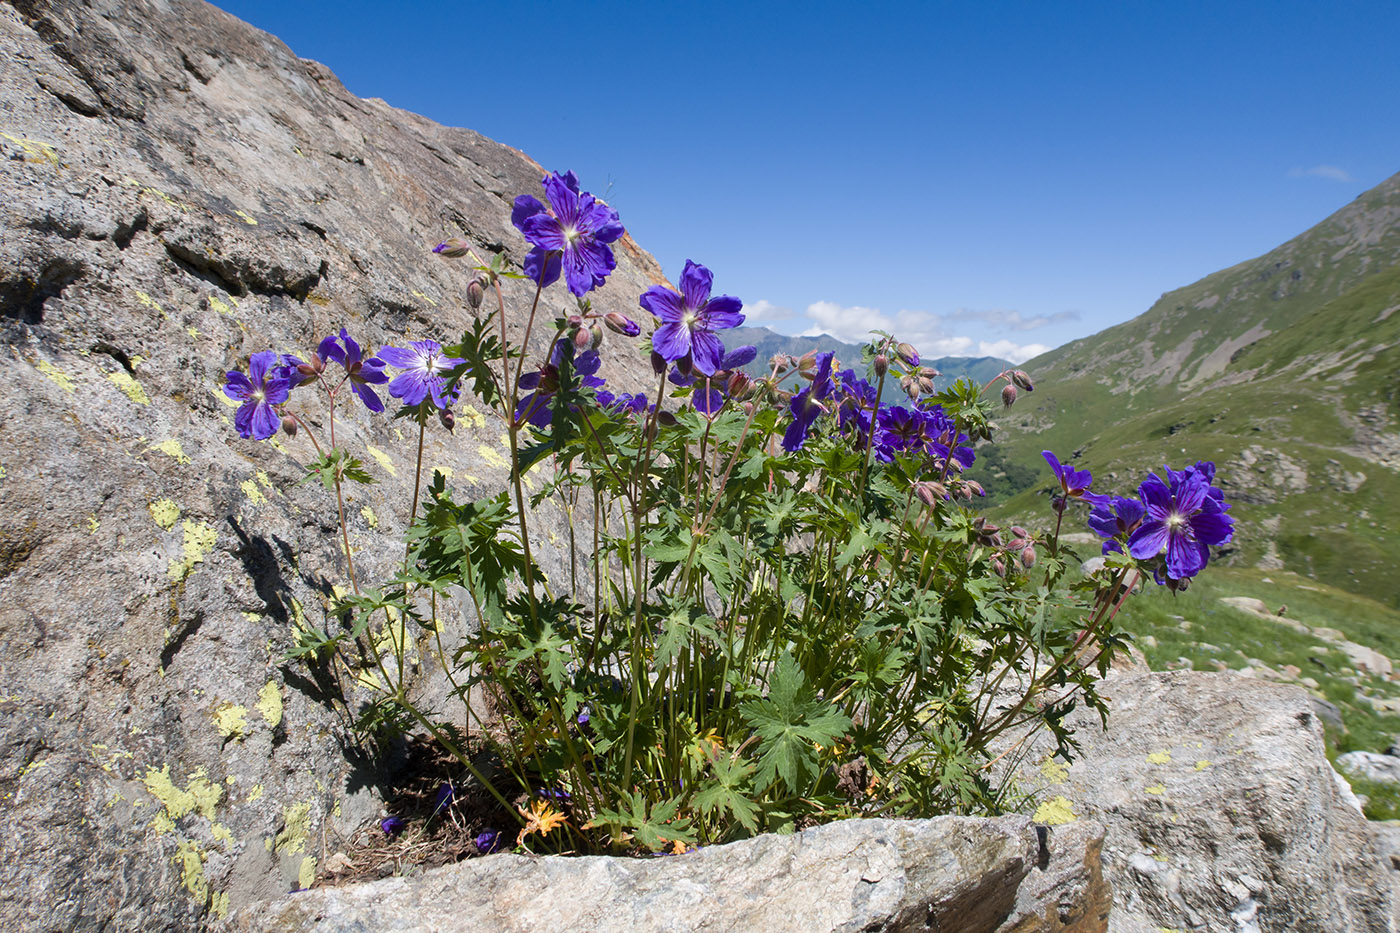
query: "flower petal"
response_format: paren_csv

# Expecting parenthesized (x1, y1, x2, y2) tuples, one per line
(1128, 521, 1169, 559)
(511, 195, 547, 230)
(376, 346, 420, 369)
(520, 213, 567, 250)
(689, 329, 726, 376)
(651, 320, 692, 362)
(224, 371, 254, 401)
(639, 286, 685, 321)
(250, 400, 280, 440)
(523, 248, 561, 288)
(700, 295, 744, 330)
(352, 380, 384, 413)
(679, 261, 712, 311)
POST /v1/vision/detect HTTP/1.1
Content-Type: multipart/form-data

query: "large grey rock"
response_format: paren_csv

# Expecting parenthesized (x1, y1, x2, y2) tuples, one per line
(223, 815, 1111, 933)
(1338, 750, 1400, 785)
(1022, 671, 1397, 932)
(0, 0, 662, 929)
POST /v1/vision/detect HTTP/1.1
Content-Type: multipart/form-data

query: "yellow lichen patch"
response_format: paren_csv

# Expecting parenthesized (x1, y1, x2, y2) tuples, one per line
(0, 132, 59, 164)
(233, 209, 258, 225)
(1032, 795, 1076, 825)
(212, 703, 249, 740)
(274, 802, 312, 855)
(1146, 749, 1172, 765)
(211, 823, 234, 847)
(461, 405, 486, 430)
(256, 471, 274, 490)
(142, 764, 223, 820)
(240, 479, 267, 505)
(256, 681, 283, 729)
(186, 326, 199, 339)
(1145, 783, 1166, 795)
(174, 838, 208, 901)
(1039, 758, 1070, 784)
(37, 360, 76, 393)
(149, 499, 181, 530)
(1194, 760, 1211, 771)
(359, 506, 378, 529)
(168, 520, 217, 581)
(135, 291, 165, 313)
(297, 856, 317, 890)
(87, 514, 100, 534)
(20, 758, 49, 778)
(248, 784, 264, 803)
(108, 371, 150, 404)
(365, 444, 396, 476)
(410, 289, 437, 307)
(212, 385, 241, 408)
(241, 611, 261, 623)
(211, 892, 230, 920)
(208, 295, 233, 316)
(478, 445, 507, 469)
(150, 439, 191, 464)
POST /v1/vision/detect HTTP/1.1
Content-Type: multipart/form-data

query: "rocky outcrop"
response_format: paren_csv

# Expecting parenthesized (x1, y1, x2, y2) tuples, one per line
(0, 1, 661, 929)
(223, 815, 1112, 933)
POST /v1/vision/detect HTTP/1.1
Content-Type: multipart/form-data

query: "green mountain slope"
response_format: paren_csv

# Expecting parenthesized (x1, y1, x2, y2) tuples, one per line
(984, 171, 1400, 608)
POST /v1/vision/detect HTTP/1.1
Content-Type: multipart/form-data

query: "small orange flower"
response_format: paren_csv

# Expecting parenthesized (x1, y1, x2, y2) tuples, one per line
(516, 799, 568, 846)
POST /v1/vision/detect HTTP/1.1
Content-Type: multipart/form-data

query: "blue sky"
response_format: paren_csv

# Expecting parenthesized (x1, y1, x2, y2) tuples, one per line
(215, 1, 1400, 363)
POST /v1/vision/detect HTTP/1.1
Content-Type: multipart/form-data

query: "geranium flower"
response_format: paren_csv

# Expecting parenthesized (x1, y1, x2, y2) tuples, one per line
(1128, 467, 1234, 580)
(1088, 496, 1147, 554)
(516, 345, 604, 428)
(782, 352, 834, 451)
(1042, 450, 1109, 508)
(224, 351, 291, 440)
(641, 260, 744, 376)
(319, 329, 389, 412)
(377, 340, 465, 410)
(511, 171, 624, 296)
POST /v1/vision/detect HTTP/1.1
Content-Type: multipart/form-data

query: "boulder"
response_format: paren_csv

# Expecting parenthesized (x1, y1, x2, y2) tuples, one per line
(1338, 751, 1400, 785)
(222, 815, 1112, 933)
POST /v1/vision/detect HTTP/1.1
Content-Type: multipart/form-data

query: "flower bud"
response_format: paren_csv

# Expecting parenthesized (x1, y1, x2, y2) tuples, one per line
(432, 237, 471, 258)
(797, 351, 816, 374)
(741, 400, 755, 416)
(873, 354, 889, 378)
(573, 327, 592, 350)
(1011, 526, 1028, 539)
(964, 480, 985, 497)
(590, 324, 604, 349)
(914, 481, 939, 507)
(918, 375, 936, 395)
(604, 312, 640, 337)
(1011, 370, 1034, 392)
(280, 415, 298, 437)
(438, 407, 455, 432)
(650, 351, 667, 375)
(1001, 384, 1018, 408)
(991, 558, 1006, 578)
(1020, 545, 1038, 569)
(900, 375, 920, 400)
(896, 343, 920, 367)
(727, 370, 752, 400)
(656, 410, 678, 427)
(466, 277, 485, 310)
(566, 314, 584, 328)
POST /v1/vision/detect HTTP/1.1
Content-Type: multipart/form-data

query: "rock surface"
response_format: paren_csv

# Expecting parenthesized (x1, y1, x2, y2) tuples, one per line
(223, 815, 1111, 933)
(1021, 671, 1397, 932)
(1338, 750, 1400, 784)
(0, 0, 662, 929)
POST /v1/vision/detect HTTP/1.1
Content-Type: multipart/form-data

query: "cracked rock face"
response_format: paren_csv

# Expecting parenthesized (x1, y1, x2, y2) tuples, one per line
(0, 1, 662, 929)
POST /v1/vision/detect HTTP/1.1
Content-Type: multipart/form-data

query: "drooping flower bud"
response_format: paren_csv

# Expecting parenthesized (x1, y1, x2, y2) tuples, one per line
(590, 324, 604, 349)
(964, 480, 985, 497)
(727, 370, 752, 400)
(991, 558, 1007, 578)
(604, 312, 640, 337)
(873, 353, 889, 378)
(656, 410, 678, 427)
(1011, 370, 1034, 392)
(651, 350, 667, 375)
(900, 375, 920, 400)
(1002, 384, 1018, 408)
(280, 414, 298, 437)
(1020, 546, 1038, 569)
(913, 481, 939, 507)
(896, 343, 920, 367)
(573, 327, 592, 350)
(466, 276, 485, 310)
(432, 237, 471, 258)
(438, 407, 455, 432)
(566, 314, 584, 328)
(1011, 526, 1028, 539)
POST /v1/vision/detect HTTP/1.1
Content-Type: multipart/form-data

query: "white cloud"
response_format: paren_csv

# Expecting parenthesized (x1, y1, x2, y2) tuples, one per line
(948, 308, 1080, 331)
(1289, 164, 1353, 182)
(796, 301, 1053, 364)
(743, 299, 795, 323)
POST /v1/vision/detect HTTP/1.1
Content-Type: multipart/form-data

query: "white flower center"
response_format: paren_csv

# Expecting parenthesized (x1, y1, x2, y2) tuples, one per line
(562, 225, 580, 245)
(682, 311, 698, 328)
(253, 389, 266, 402)
(1166, 511, 1187, 529)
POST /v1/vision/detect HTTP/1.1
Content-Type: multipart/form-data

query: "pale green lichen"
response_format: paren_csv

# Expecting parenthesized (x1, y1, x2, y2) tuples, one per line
(174, 838, 208, 902)
(1194, 759, 1211, 771)
(1032, 795, 1076, 825)
(297, 856, 317, 890)
(1039, 758, 1070, 784)
(275, 803, 313, 856)
(211, 823, 234, 847)
(1145, 783, 1166, 795)
(1146, 749, 1172, 765)
(211, 892, 230, 920)
(109, 371, 150, 404)
(461, 405, 486, 430)
(0, 132, 58, 164)
(233, 209, 258, 225)
(87, 514, 100, 534)
(150, 439, 191, 464)
(365, 444, 396, 476)
(208, 295, 233, 316)
(240, 479, 267, 505)
(256, 681, 283, 729)
(168, 520, 217, 580)
(360, 505, 378, 529)
(478, 445, 507, 469)
(212, 703, 249, 740)
(142, 764, 223, 820)
(149, 498, 181, 530)
(248, 784, 264, 803)
(256, 471, 274, 490)
(37, 360, 75, 393)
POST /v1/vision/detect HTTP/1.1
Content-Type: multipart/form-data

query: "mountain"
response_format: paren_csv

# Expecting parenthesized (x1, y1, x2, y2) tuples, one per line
(985, 171, 1400, 607)
(726, 325, 1014, 393)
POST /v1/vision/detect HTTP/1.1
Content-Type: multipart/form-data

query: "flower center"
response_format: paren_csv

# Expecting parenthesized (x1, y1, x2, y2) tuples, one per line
(562, 225, 581, 245)
(1166, 511, 1187, 530)
(682, 311, 698, 328)
(252, 389, 266, 403)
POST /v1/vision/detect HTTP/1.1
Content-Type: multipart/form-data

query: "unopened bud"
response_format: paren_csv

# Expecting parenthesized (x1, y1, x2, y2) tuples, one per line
(590, 324, 604, 349)
(900, 375, 920, 400)
(727, 370, 752, 399)
(566, 314, 584, 328)
(604, 312, 640, 337)
(656, 410, 678, 427)
(1020, 546, 1038, 569)
(964, 480, 985, 497)
(466, 277, 485, 310)
(438, 407, 455, 432)
(1008, 537, 1028, 552)
(1011, 526, 1028, 539)
(651, 350, 667, 375)
(896, 343, 920, 367)
(918, 375, 936, 395)
(797, 351, 816, 374)
(1011, 370, 1034, 392)
(1167, 576, 1191, 594)
(573, 327, 592, 350)
(1002, 384, 1018, 408)
(280, 415, 298, 437)
(432, 237, 471, 258)
(992, 558, 1007, 578)
(873, 354, 889, 378)
(914, 482, 939, 507)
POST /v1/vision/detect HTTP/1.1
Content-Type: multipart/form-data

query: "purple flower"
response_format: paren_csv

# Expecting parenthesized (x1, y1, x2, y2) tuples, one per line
(516, 345, 604, 428)
(432, 782, 454, 815)
(1087, 496, 1147, 554)
(1128, 467, 1234, 580)
(511, 171, 624, 296)
(319, 329, 389, 412)
(641, 261, 745, 377)
(720, 345, 758, 370)
(377, 340, 465, 410)
(693, 383, 726, 418)
(475, 829, 503, 854)
(380, 816, 405, 836)
(1042, 451, 1109, 508)
(781, 352, 835, 452)
(224, 351, 291, 441)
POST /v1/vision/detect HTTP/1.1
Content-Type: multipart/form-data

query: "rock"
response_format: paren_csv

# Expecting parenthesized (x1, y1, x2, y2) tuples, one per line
(1020, 671, 1397, 931)
(0, 0, 664, 928)
(1338, 751, 1400, 784)
(1311, 696, 1347, 732)
(222, 816, 1112, 933)
(1338, 640, 1395, 679)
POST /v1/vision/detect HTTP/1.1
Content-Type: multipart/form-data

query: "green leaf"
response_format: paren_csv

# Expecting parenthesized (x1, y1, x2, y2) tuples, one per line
(740, 652, 852, 792)
(692, 754, 761, 834)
